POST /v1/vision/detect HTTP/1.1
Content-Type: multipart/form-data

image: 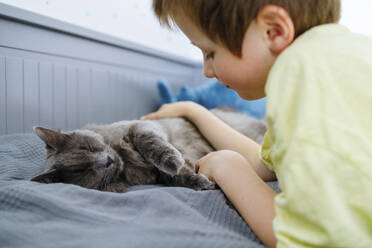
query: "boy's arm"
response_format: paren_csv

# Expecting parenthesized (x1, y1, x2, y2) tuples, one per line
(197, 150, 277, 248)
(142, 102, 275, 181)
(186, 102, 276, 181)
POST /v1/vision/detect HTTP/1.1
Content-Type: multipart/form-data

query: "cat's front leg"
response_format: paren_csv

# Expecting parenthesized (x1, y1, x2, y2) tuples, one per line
(123, 123, 185, 177)
(168, 165, 217, 190)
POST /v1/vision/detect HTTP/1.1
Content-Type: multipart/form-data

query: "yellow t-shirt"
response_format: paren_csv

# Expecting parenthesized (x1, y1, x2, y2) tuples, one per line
(261, 24, 372, 247)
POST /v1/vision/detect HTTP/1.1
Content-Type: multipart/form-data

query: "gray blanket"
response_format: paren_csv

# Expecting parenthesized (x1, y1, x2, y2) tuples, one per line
(0, 133, 279, 248)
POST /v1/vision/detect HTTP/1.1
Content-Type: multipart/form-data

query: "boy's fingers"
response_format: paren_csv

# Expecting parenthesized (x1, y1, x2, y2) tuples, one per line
(141, 110, 168, 120)
(140, 113, 157, 120)
(140, 113, 152, 120)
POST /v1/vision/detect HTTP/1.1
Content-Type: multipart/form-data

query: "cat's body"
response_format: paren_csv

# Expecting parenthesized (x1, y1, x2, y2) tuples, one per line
(32, 107, 266, 193)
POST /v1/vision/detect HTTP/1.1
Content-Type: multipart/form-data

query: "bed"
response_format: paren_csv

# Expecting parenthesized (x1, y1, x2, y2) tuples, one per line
(0, 4, 278, 248)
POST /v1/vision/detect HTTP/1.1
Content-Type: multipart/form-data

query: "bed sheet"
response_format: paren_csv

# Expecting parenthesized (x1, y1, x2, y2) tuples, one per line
(0, 133, 279, 248)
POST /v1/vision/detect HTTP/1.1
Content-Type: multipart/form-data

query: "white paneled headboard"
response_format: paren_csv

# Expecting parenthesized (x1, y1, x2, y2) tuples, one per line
(0, 3, 206, 135)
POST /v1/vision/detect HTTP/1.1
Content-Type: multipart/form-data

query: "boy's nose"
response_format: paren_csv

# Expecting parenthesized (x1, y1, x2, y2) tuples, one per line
(203, 62, 215, 78)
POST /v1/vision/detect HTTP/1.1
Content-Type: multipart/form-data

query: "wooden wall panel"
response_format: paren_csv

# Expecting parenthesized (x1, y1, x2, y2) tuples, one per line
(6, 57, 23, 134)
(0, 57, 5, 134)
(39, 62, 53, 129)
(23, 59, 39, 133)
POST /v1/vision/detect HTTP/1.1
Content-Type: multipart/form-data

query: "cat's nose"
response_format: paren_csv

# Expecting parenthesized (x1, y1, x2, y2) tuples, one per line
(105, 156, 114, 168)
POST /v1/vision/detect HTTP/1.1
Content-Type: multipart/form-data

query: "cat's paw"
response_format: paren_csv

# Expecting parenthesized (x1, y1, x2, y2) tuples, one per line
(169, 166, 217, 190)
(194, 173, 217, 190)
(119, 137, 132, 149)
(161, 155, 185, 176)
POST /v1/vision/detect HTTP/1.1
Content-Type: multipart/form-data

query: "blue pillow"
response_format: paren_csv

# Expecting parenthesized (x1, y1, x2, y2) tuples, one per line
(157, 80, 266, 119)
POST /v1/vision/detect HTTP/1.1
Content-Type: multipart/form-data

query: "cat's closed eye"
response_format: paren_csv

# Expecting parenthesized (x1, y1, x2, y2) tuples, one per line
(70, 166, 89, 173)
(55, 163, 90, 173)
(79, 145, 94, 152)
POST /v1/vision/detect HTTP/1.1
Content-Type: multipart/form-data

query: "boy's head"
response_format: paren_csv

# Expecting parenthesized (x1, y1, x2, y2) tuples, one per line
(152, 0, 341, 100)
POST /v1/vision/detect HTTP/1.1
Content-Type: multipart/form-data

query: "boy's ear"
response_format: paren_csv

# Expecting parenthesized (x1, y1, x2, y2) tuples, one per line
(256, 5, 295, 54)
(34, 126, 68, 151)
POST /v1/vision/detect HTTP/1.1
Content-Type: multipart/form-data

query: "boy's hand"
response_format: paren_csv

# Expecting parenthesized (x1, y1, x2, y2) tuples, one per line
(195, 150, 250, 182)
(140, 101, 201, 120)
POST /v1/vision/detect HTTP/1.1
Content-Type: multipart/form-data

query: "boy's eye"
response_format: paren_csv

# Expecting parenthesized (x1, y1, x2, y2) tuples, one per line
(205, 52, 215, 60)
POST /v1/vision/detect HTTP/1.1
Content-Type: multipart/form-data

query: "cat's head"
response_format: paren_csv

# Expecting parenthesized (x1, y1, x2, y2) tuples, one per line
(31, 127, 127, 192)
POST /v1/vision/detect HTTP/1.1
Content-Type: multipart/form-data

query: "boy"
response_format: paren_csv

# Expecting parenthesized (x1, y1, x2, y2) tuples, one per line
(142, 1, 372, 247)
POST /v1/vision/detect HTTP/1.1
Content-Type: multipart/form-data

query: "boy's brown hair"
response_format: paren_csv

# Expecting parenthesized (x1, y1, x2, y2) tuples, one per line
(153, 0, 341, 57)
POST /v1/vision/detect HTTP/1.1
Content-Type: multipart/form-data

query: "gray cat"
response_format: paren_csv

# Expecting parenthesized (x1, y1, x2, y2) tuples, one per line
(31, 107, 266, 193)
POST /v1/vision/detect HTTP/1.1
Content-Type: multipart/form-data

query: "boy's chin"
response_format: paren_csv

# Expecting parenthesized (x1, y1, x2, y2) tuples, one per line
(238, 92, 263, 100)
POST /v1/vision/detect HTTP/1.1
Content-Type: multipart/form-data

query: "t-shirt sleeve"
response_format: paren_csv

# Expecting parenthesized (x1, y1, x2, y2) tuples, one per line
(259, 130, 274, 172)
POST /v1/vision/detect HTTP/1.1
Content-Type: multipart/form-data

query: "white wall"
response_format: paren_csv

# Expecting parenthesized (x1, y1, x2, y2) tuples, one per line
(0, 0, 202, 61)
(339, 0, 372, 37)
(1, 0, 371, 62)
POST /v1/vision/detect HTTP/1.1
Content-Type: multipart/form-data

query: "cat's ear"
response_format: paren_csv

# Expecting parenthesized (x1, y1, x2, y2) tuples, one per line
(34, 126, 69, 151)
(30, 169, 62, 183)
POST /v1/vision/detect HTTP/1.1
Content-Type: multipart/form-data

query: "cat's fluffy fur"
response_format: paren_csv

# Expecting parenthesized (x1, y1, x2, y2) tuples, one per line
(31, 107, 266, 193)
